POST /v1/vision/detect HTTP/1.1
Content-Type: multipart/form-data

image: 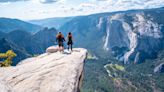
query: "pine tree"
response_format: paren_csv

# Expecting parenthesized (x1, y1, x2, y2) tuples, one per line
(0, 50, 17, 67)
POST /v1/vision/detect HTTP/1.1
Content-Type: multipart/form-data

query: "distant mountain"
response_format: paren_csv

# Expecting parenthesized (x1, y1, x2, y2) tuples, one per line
(29, 17, 73, 29)
(60, 7, 164, 64)
(5, 30, 41, 54)
(0, 27, 57, 65)
(0, 18, 43, 33)
(5, 28, 57, 54)
(32, 27, 57, 51)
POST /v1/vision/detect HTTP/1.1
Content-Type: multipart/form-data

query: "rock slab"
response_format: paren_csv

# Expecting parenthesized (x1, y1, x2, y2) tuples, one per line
(0, 48, 87, 92)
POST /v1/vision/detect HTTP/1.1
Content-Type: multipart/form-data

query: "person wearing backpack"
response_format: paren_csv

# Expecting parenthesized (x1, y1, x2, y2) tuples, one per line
(56, 32, 65, 52)
(67, 32, 73, 51)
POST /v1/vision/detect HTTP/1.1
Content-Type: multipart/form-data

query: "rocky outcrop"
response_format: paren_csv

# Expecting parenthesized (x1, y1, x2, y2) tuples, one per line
(154, 63, 164, 73)
(0, 48, 87, 92)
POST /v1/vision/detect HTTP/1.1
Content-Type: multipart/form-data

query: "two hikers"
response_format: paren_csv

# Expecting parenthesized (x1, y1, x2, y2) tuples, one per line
(56, 32, 73, 52)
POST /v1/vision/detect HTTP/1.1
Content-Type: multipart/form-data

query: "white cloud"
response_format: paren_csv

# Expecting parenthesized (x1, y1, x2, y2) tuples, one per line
(39, 0, 58, 3)
(0, 0, 29, 3)
(78, 3, 96, 11)
(0, 0, 164, 20)
(0, 0, 60, 4)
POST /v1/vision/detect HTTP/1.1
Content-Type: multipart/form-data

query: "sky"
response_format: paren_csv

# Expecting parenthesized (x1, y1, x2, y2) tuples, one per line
(0, 0, 164, 20)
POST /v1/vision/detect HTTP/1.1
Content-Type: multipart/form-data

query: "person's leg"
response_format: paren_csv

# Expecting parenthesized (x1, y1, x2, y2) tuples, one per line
(61, 43, 64, 52)
(59, 46, 61, 52)
(67, 42, 70, 51)
(58, 42, 61, 52)
(71, 44, 73, 51)
(59, 42, 63, 52)
(67, 44, 69, 51)
(61, 47, 63, 52)
(70, 41, 73, 51)
(58, 45, 60, 52)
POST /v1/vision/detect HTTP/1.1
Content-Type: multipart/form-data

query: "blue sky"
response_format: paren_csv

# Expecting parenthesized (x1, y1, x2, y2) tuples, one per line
(0, 0, 164, 20)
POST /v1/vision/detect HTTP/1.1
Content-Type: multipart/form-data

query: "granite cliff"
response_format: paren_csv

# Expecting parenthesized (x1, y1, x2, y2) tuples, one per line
(0, 48, 87, 92)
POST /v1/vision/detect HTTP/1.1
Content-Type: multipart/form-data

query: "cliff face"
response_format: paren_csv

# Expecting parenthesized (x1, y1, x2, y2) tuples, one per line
(102, 13, 163, 63)
(0, 48, 87, 92)
(60, 8, 164, 63)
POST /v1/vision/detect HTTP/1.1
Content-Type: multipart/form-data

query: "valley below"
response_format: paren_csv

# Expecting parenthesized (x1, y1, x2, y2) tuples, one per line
(82, 50, 164, 92)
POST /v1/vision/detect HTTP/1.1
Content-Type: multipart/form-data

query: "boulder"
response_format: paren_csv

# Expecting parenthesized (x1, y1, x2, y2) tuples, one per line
(46, 45, 59, 53)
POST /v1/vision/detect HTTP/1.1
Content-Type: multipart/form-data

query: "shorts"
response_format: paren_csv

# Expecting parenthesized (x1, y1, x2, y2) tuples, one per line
(67, 41, 73, 45)
(58, 42, 64, 47)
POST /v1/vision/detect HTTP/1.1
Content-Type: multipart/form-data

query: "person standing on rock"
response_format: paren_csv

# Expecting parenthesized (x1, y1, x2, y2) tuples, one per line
(67, 32, 73, 51)
(56, 32, 65, 52)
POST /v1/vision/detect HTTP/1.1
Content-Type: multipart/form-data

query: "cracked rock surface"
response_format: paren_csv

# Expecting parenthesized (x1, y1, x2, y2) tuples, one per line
(0, 48, 87, 92)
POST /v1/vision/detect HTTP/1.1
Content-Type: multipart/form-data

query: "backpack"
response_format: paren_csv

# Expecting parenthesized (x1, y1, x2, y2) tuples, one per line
(57, 34, 64, 42)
